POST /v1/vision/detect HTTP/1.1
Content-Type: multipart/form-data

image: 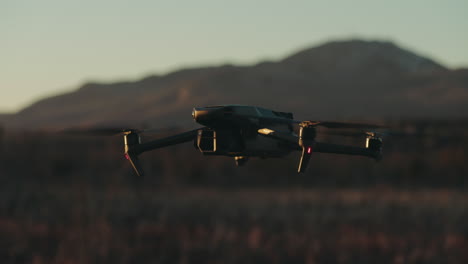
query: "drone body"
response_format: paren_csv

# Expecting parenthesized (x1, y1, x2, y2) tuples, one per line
(124, 105, 383, 176)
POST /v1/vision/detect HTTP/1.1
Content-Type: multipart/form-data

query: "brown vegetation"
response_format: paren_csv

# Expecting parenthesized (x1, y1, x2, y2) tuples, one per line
(0, 120, 467, 263)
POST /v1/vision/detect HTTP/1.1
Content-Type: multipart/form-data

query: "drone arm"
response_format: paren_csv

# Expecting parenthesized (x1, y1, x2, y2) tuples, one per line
(131, 129, 199, 155)
(259, 127, 381, 173)
(124, 128, 200, 177)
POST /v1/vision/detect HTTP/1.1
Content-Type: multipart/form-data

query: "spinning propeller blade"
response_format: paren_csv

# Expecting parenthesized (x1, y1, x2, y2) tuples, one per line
(293, 120, 384, 129)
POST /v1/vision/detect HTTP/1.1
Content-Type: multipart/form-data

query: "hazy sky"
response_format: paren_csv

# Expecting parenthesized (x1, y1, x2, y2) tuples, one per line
(2, 0, 468, 112)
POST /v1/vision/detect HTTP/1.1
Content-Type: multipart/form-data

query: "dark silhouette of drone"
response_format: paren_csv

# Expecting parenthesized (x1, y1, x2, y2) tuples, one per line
(123, 105, 383, 176)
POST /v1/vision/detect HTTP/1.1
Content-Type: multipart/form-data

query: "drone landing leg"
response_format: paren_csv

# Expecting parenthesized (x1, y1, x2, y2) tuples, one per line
(298, 145, 313, 173)
(234, 156, 249, 167)
(124, 130, 144, 177)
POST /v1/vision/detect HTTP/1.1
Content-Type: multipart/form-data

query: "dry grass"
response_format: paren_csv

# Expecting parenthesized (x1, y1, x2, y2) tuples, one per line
(0, 121, 467, 263)
(1, 187, 468, 264)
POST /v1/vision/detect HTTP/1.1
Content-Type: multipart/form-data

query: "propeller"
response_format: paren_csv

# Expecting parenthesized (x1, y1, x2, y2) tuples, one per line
(59, 127, 165, 136)
(318, 130, 385, 138)
(317, 128, 463, 140)
(291, 120, 385, 129)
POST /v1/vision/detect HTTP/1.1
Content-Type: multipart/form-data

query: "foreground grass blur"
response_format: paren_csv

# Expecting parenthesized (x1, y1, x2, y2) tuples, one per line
(0, 120, 467, 263)
(1, 188, 468, 263)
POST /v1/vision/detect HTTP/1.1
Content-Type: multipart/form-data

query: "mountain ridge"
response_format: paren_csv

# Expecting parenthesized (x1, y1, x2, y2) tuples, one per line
(2, 39, 468, 130)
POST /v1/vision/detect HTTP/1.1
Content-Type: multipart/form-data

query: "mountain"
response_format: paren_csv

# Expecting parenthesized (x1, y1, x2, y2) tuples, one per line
(3, 39, 468, 130)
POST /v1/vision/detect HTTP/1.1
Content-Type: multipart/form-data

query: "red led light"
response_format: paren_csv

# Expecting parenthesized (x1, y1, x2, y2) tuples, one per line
(124, 153, 130, 160)
(307, 147, 312, 154)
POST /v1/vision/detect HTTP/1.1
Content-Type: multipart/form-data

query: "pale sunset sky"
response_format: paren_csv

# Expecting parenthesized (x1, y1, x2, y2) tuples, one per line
(2, 0, 467, 112)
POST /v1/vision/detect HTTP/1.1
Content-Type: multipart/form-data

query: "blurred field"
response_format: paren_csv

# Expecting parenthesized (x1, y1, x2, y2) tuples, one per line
(2, 188, 468, 264)
(0, 120, 467, 263)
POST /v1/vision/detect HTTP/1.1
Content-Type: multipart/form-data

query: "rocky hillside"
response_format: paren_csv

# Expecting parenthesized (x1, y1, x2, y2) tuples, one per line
(3, 40, 468, 130)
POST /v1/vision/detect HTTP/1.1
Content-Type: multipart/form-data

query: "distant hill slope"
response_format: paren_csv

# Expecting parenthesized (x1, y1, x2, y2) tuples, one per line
(3, 40, 468, 130)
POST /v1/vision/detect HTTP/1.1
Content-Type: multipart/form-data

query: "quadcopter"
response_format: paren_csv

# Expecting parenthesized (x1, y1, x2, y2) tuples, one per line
(123, 105, 383, 176)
